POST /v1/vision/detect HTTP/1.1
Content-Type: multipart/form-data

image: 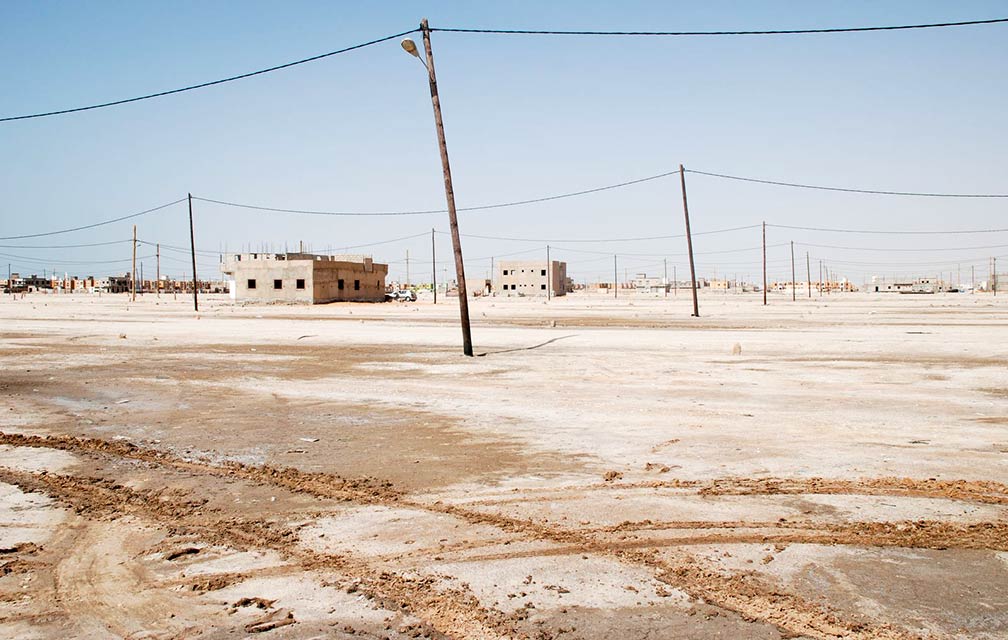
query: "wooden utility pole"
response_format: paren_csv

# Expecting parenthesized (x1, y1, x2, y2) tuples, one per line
(156, 243, 161, 297)
(678, 165, 699, 317)
(420, 18, 472, 356)
(663, 258, 668, 297)
(790, 240, 796, 302)
(188, 193, 198, 312)
(431, 229, 436, 304)
(806, 251, 811, 298)
(994, 257, 998, 296)
(613, 255, 618, 299)
(546, 245, 551, 300)
(762, 221, 767, 306)
(131, 225, 137, 301)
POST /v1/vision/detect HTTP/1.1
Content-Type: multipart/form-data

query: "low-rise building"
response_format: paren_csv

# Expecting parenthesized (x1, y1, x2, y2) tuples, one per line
(496, 261, 567, 297)
(220, 252, 388, 304)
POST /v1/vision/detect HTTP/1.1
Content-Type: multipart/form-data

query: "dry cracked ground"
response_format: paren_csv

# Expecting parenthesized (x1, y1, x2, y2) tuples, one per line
(1, 293, 1007, 639)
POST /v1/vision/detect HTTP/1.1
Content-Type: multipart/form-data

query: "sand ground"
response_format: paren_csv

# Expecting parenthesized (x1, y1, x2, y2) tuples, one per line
(1, 291, 1006, 639)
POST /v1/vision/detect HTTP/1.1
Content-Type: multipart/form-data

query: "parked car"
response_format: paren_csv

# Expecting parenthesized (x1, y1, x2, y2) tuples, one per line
(386, 289, 416, 302)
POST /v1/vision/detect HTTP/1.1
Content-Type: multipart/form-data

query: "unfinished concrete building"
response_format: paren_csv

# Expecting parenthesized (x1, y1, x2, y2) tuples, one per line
(496, 260, 567, 297)
(220, 253, 388, 304)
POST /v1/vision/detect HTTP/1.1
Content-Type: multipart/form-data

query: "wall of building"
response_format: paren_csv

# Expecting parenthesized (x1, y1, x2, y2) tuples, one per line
(312, 257, 388, 303)
(221, 254, 315, 303)
(496, 261, 567, 296)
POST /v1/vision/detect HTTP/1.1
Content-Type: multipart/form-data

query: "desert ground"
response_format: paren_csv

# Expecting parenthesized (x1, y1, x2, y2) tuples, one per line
(1, 290, 1006, 639)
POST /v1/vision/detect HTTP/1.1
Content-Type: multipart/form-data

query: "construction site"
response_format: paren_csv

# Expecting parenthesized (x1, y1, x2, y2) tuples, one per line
(3, 6, 1008, 640)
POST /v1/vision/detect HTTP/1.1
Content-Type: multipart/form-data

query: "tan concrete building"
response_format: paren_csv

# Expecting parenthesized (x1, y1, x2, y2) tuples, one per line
(221, 253, 388, 304)
(496, 260, 567, 297)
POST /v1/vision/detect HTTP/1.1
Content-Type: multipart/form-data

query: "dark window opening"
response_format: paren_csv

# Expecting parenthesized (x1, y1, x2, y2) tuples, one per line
(354, 279, 360, 291)
(338, 279, 344, 290)
(541, 269, 546, 276)
(247, 279, 256, 289)
(296, 279, 305, 290)
(541, 284, 547, 290)
(274, 279, 282, 289)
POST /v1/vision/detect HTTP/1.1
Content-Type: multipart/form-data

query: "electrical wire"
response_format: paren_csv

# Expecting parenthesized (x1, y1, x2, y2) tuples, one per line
(0, 29, 419, 123)
(447, 224, 760, 244)
(0, 199, 186, 240)
(432, 18, 1008, 37)
(770, 223, 1008, 235)
(797, 241, 1008, 252)
(193, 170, 681, 217)
(688, 169, 1008, 198)
(0, 239, 133, 249)
(0, 251, 154, 266)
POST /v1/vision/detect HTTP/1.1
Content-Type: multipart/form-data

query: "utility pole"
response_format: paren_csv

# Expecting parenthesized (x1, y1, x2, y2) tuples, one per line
(406, 249, 410, 289)
(790, 240, 796, 302)
(972, 265, 975, 293)
(679, 165, 699, 317)
(994, 257, 998, 296)
(490, 256, 494, 298)
(762, 221, 767, 306)
(819, 259, 823, 297)
(188, 193, 198, 312)
(674, 265, 677, 296)
(140, 262, 144, 295)
(131, 225, 137, 302)
(431, 229, 436, 304)
(546, 245, 551, 301)
(7, 264, 11, 298)
(419, 18, 472, 356)
(663, 258, 668, 297)
(613, 255, 618, 299)
(156, 243, 161, 297)
(806, 252, 811, 298)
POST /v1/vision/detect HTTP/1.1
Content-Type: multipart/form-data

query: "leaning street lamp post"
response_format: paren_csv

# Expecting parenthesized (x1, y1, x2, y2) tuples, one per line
(402, 20, 473, 356)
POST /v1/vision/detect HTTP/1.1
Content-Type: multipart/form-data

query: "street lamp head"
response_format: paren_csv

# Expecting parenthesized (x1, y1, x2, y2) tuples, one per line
(401, 38, 420, 57)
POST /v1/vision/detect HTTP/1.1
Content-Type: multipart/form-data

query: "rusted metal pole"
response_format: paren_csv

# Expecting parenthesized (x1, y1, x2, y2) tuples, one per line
(679, 165, 699, 317)
(421, 19, 472, 356)
(131, 224, 137, 302)
(762, 221, 767, 306)
(431, 228, 436, 304)
(188, 193, 198, 312)
(791, 240, 796, 302)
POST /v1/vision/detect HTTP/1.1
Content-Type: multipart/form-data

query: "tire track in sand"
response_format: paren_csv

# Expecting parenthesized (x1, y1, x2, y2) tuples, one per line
(6, 432, 991, 639)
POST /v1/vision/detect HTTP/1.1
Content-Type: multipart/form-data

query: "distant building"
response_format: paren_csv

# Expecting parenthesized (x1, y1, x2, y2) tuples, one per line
(495, 261, 567, 296)
(220, 252, 388, 304)
(633, 274, 669, 295)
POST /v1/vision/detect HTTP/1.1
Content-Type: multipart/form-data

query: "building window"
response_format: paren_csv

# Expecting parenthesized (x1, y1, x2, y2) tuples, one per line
(274, 279, 282, 289)
(338, 279, 344, 290)
(354, 279, 360, 291)
(511, 284, 516, 290)
(296, 279, 305, 289)
(502, 269, 508, 275)
(541, 269, 546, 276)
(247, 279, 256, 289)
(541, 284, 546, 290)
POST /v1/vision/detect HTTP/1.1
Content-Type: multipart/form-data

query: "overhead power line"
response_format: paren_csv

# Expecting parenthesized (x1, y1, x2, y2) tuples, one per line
(432, 17, 1008, 37)
(797, 241, 1008, 252)
(0, 29, 418, 123)
(446, 224, 760, 243)
(0, 239, 132, 249)
(770, 223, 1008, 235)
(193, 170, 681, 216)
(688, 169, 1008, 198)
(0, 199, 186, 240)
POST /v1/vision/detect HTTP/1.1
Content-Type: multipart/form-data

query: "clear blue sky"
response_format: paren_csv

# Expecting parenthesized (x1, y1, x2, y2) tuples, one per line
(1, 1, 1006, 284)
